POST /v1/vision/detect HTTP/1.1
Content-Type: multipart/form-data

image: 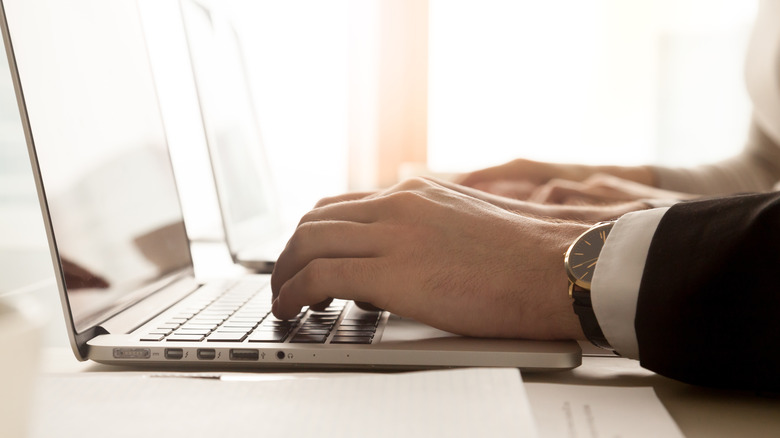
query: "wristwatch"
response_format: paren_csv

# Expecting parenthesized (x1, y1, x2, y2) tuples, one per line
(564, 221, 616, 351)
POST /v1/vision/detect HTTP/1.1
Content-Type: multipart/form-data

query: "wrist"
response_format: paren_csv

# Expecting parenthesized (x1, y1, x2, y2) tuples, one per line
(536, 221, 591, 340)
(564, 221, 617, 350)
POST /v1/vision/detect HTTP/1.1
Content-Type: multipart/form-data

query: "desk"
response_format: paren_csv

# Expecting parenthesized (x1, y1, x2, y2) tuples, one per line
(11, 243, 780, 438)
(35, 347, 780, 438)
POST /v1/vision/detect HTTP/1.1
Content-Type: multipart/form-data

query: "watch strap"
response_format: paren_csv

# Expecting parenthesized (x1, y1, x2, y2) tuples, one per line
(571, 284, 614, 352)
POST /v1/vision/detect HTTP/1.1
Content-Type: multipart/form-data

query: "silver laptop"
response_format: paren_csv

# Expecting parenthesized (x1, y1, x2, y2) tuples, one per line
(0, 0, 580, 370)
(180, 0, 286, 273)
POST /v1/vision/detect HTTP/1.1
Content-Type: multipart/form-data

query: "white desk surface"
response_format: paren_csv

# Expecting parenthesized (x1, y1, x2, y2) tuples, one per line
(12, 242, 780, 438)
(37, 347, 780, 438)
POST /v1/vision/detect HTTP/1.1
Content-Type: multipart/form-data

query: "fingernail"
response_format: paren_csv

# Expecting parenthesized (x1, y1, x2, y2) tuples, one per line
(272, 298, 281, 317)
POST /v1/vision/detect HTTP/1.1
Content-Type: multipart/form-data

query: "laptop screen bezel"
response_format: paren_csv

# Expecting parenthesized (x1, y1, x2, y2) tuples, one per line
(180, 0, 285, 263)
(0, 0, 198, 360)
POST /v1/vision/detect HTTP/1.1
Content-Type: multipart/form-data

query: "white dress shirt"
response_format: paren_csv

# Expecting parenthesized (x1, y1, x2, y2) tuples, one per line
(591, 208, 667, 359)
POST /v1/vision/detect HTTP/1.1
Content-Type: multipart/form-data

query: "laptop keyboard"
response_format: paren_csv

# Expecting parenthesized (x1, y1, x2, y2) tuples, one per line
(139, 278, 381, 345)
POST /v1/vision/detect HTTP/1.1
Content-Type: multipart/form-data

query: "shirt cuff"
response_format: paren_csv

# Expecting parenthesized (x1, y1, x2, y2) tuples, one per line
(639, 198, 680, 208)
(591, 207, 669, 359)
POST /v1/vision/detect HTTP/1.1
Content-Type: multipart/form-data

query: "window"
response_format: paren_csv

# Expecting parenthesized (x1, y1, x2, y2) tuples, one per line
(428, 0, 758, 172)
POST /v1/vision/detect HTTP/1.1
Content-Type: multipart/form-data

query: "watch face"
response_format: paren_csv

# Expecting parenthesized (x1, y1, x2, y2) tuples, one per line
(565, 223, 613, 289)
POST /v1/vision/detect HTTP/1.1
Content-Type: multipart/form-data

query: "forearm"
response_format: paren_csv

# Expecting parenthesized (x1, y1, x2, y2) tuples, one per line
(651, 121, 780, 195)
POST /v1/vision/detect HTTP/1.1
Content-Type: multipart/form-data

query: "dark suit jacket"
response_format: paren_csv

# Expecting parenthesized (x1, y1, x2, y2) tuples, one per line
(635, 192, 780, 391)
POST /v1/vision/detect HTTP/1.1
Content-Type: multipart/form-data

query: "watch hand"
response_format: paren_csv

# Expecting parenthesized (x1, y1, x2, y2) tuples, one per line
(573, 257, 599, 269)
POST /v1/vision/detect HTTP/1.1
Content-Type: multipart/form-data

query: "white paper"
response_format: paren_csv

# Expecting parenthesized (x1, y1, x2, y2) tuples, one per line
(31, 368, 538, 438)
(525, 383, 684, 438)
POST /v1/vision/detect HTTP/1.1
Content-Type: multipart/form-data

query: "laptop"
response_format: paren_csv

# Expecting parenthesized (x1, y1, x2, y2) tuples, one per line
(180, 0, 287, 273)
(0, 0, 580, 370)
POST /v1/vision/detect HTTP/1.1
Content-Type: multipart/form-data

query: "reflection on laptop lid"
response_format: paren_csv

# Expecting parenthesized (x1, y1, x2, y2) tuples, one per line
(0, 0, 199, 356)
(1, 0, 580, 370)
(181, 1, 286, 273)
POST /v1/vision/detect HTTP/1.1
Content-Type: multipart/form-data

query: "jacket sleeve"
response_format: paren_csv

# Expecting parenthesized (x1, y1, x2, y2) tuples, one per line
(635, 192, 780, 391)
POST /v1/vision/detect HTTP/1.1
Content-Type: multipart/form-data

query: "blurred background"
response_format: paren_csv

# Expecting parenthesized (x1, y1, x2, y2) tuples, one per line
(0, 0, 758, 344)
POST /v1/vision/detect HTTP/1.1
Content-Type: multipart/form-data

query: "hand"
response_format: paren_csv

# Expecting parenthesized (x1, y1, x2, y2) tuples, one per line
(530, 173, 697, 205)
(456, 158, 588, 199)
(314, 177, 650, 223)
(271, 177, 589, 340)
(457, 158, 655, 200)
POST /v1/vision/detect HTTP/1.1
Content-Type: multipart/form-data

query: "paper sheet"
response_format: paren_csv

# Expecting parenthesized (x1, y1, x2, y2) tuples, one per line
(31, 368, 538, 438)
(525, 383, 684, 438)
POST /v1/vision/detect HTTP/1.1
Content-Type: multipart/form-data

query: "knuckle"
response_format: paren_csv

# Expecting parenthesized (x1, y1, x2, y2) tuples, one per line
(282, 227, 312, 265)
(546, 177, 568, 188)
(584, 173, 612, 186)
(396, 176, 429, 191)
(510, 158, 530, 167)
(286, 227, 306, 255)
(313, 196, 337, 209)
(295, 220, 317, 241)
(382, 190, 427, 210)
(299, 258, 329, 290)
(298, 210, 317, 226)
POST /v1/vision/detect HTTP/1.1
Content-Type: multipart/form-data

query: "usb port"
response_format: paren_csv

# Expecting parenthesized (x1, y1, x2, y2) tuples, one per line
(197, 349, 216, 360)
(164, 348, 183, 360)
(229, 349, 259, 361)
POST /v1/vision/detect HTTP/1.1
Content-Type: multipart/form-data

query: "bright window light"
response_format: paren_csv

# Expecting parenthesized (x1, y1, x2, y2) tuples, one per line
(428, 0, 758, 173)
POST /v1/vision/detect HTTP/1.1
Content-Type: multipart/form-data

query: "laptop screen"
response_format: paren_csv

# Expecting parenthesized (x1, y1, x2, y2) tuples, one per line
(181, 1, 283, 252)
(3, 0, 193, 332)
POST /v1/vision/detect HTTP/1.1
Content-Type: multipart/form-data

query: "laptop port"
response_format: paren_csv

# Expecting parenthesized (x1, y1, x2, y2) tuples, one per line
(229, 349, 259, 361)
(197, 349, 216, 360)
(276, 351, 285, 360)
(164, 348, 183, 360)
(113, 348, 151, 359)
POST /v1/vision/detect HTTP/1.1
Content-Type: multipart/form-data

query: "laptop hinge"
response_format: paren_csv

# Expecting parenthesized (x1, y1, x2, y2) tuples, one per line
(97, 276, 200, 336)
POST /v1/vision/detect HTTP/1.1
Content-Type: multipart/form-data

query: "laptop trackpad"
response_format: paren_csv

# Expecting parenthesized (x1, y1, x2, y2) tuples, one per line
(379, 314, 459, 342)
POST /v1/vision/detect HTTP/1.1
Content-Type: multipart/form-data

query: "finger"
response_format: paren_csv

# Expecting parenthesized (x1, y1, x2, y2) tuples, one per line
(271, 220, 386, 299)
(300, 178, 439, 226)
(314, 192, 374, 209)
(529, 179, 582, 203)
(457, 158, 549, 187)
(421, 178, 522, 209)
(272, 258, 383, 320)
(354, 301, 384, 311)
(299, 197, 382, 226)
(309, 298, 334, 311)
(539, 184, 629, 205)
(456, 165, 507, 187)
(583, 173, 624, 186)
(472, 180, 537, 200)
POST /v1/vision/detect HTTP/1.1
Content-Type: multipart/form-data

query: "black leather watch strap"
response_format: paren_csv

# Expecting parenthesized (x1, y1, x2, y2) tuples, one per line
(571, 286, 614, 352)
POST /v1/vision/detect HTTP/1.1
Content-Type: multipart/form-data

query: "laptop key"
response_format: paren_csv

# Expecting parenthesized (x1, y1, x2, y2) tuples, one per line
(290, 333, 328, 343)
(247, 331, 287, 342)
(295, 328, 330, 335)
(173, 328, 212, 336)
(299, 323, 333, 330)
(335, 324, 377, 332)
(335, 330, 374, 338)
(166, 334, 205, 342)
(331, 336, 372, 344)
(207, 332, 248, 342)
